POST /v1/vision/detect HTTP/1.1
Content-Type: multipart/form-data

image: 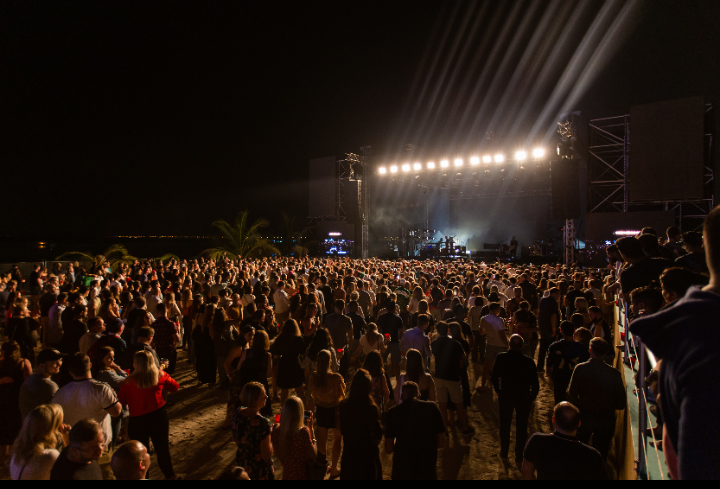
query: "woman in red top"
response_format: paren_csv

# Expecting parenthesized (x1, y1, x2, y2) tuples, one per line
(272, 396, 316, 480)
(118, 350, 180, 480)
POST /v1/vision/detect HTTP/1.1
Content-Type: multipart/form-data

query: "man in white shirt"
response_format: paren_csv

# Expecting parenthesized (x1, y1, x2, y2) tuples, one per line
(273, 281, 291, 323)
(47, 293, 68, 346)
(478, 303, 508, 392)
(79, 318, 105, 355)
(54, 353, 122, 448)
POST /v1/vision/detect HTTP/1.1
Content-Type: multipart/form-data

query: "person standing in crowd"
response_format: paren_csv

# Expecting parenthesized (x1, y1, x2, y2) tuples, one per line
(270, 319, 307, 404)
(150, 303, 181, 375)
(338, 369, 384, 480)
(491, 335, 539, 466)
(118, 350, 181, 480)
(10, 404, 71, 480)
(674, 231, 708, 273)
(478, 302, 507, 392)
(400, 313, 432, 368)
(537, 288, 561, 373)
(545, 321, 589, 406)
(232, 382, 275, 480)
(79, 318, 104, 355)
(272, 396, 316, 480)
(5, 304, 40, 365)
(0, 340, 33, 466)
(522, 402, 608, 480)
(376, 301, 403, 386)
(273, 281, 291, 324)
(384, 381, 446, 480)
(567, 338, 626, 461)
(53, 353, 122, 450)
(49, 419, 105, 481)
(615, 237, 672, 296)
(431, 322, 475, 435)
(92, 346, 128, 449)
(308, 349, 345, 478)
(19, 349, 62, 419)
(630, 205, 720, 480)
(111, 441, 152, 481)
(324, 299, 353, 381)
(394, 348, 436, 404)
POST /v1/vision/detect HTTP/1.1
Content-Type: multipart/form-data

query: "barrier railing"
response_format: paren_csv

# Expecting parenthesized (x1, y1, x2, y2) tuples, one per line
(617, 299, 665, 480)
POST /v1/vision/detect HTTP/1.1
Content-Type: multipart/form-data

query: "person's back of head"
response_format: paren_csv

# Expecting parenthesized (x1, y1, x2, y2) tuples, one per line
(136, 326, 154, 343)
(667, 226, 682, 241)
(509, 334, 524, 351)
(111, 441, 150, 480)
(400, 381, 420, 402)
(66, 352, 91, 378)
(616, 237, 645, 261)
(660, 267, 709, 302)
(488, 302, 501, 315)
(155, 303, 167, 317)
(553, 402, 581, 435)
(589, 337, 610, 358)
(435, 321, 449, 337)
(560, 321, 575, 338)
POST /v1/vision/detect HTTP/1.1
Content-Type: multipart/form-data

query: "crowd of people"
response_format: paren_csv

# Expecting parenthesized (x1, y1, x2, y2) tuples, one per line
(0, 205, 718, 480)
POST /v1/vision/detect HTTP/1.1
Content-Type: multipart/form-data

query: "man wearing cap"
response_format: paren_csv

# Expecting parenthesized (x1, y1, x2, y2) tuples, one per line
(675, 231, 708, 274)
(19, 349, 62, 419)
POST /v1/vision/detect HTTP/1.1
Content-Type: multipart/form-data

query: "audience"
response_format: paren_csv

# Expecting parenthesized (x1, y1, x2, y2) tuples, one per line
(111, 440, 151, 481)
(10, 404, 70, 480)
(49, 419, 105, 480)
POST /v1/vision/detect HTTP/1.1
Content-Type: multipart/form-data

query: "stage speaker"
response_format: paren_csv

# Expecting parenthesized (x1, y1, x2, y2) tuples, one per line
(551, 158, 581, 220)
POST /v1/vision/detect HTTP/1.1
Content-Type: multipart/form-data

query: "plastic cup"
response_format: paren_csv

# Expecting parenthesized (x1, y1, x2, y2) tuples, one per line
(275, 414, 281, 424)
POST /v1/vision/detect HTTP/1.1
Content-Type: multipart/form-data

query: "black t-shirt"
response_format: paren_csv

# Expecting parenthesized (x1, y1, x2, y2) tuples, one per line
(524, 432, 608, 480)
(385, 399, 446, 480)
(448, 318, 473, 342)
(377, 312, 403, 343)
(537, 297, 560, 333)
(545, 339, 590, 376)
(620, 258, 672, 295)
(431, 336, 464, 381)
(347, 312, 367, 340)
(519, 282, 538, 308)
(50, 449, 103, 480)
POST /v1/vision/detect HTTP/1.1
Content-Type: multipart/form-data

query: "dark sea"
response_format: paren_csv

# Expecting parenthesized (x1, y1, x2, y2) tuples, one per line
(0, 236, 217, 264)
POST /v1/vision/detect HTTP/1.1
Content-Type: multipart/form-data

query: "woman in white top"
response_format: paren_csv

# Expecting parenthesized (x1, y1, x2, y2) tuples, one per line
(10, 404, 70, 480)
(352, 323, 386, 363)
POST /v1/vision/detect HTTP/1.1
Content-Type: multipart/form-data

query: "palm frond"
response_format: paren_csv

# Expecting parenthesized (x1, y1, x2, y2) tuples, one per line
(56, 251, 95, 262)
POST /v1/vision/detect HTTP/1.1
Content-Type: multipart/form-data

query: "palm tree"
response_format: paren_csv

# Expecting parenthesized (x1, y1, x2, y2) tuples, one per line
(202, 210, 280, 260)
(56, 244, 138, 272)
(279, 212, 315, 257)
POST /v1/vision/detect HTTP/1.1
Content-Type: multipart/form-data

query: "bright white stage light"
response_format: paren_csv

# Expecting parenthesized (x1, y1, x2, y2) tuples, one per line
(515, 151, 527, 161)
(470, 157, 480, 165)
(494, 154, 504, 163)
(427, 162, 436, 169)
(402, 164, 410, 172)
(390, 165, 398, 173)
(454, 158, 463, 167)
(379, 167, 387, 174)
(440, 160, 449, 168)
(413, 162, 422, 171)
(482, 155, 492, 163)
(532, 148, 545, 159)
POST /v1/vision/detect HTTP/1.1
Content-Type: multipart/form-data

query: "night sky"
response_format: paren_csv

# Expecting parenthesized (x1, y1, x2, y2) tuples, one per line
(1, 0, 719, 239)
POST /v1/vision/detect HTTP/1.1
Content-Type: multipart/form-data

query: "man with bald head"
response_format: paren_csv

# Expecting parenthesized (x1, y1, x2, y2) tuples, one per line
(522, 403, 608, 480)
(491, 335, 540, 465)
(111, 441, 151, 480)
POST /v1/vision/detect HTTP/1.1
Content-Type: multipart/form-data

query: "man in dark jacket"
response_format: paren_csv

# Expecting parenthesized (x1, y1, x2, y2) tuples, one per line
(546, 321, 589, 405)
(491, 335, 540, 465)
(566, 338, 626, 461)
(630, 205, 720, 480)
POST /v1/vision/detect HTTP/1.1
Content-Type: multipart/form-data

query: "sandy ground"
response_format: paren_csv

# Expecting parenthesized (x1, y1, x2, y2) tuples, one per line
(0, 349, 556, 481)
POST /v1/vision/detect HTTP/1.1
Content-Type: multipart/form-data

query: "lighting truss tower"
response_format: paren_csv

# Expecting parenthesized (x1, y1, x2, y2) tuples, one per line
(588, 105, 715, 231)
(337, 149, 370, 259)
(564, 219, 575, 265)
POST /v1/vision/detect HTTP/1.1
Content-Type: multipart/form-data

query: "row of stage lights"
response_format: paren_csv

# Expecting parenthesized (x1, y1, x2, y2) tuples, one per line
(378, 148, 546, 175)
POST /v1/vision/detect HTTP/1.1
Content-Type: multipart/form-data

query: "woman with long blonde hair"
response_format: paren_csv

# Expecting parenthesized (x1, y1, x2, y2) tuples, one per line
(272, 396, 316, 480)
(10, 404, 70, 480)
(118, 350, 181, 480)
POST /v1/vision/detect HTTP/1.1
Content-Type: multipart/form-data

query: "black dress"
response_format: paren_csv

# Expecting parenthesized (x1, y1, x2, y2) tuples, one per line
(0, 360, 25, 445)
(5, 317, 37, 365)
(196, 325, 217, 384)
(270, 336, 306, 389)
(236, 350, 272, 416)
(338, 400, 383, 480)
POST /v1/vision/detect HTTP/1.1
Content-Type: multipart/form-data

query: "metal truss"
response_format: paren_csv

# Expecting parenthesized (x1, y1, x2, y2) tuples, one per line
(587, 105, 715, 231)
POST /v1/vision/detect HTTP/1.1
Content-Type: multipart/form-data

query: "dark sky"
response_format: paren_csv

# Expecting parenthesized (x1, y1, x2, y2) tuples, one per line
(1, 0, 719, 238)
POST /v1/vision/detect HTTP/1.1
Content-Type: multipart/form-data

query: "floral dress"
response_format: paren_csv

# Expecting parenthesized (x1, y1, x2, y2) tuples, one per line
(231, 409, 275, 480)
